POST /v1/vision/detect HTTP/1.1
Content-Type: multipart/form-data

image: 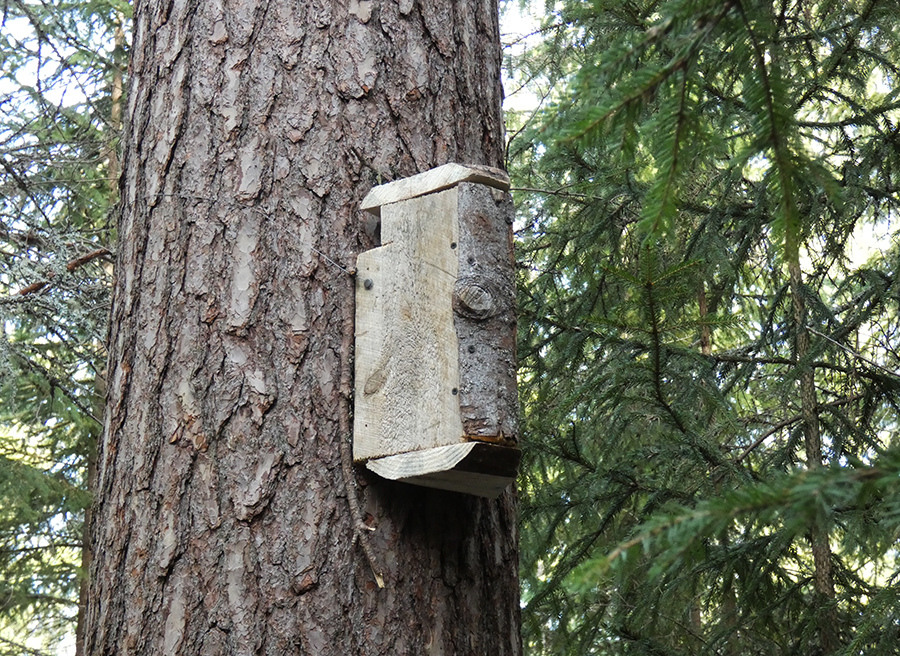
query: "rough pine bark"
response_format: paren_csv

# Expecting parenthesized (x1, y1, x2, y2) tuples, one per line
(85, 1, 520, 654)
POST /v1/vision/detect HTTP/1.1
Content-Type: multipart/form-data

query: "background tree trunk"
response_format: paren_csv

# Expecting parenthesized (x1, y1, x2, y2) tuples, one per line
(789, 260, 838, 653)
(85, 1, 520, 654)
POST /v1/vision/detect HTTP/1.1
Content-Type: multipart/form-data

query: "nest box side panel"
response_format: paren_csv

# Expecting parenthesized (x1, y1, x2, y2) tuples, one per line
(454, 183, 519, 443)
(353, 188, 465, 461)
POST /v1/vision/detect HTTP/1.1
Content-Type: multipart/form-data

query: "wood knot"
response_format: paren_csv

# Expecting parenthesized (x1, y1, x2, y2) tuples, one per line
(454, 279, 498, 320)
(364, 366, 388, 395)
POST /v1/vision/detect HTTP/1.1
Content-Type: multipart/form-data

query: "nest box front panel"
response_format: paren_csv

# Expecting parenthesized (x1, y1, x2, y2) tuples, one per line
(354, 188, 465, 461)
(454, 183, 518, 444)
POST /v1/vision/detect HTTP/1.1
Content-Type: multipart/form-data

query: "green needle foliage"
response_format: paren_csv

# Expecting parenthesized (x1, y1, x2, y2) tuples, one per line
(0, 0, 126, 649)
(508, 0, 900, 653)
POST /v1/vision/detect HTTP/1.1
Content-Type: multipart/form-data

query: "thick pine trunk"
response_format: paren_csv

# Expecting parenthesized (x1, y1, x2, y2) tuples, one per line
(85, 1, 520, 654)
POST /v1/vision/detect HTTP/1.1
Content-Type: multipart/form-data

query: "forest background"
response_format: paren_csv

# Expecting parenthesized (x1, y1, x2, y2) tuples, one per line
(0, 0, 898, 655)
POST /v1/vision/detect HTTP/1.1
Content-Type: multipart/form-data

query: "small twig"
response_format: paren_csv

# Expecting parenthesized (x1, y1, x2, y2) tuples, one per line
(509, 186, 598, 201)
(143, 196, 357, 276)
(65, 248, 111, 271)
(13, 247, 112, 297)
(248, 205, 356, 276)
(348, 146, 390, 185)
(337, 277, 384, 588)
(311, 246, 354, 276)
(807, 326, 900, 379)
(16, 280, 50, 296)
(734, 394, 865, 464)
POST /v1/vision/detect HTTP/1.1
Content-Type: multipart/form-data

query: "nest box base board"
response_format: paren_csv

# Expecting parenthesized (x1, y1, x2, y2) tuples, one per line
(365, 442, 520, 499)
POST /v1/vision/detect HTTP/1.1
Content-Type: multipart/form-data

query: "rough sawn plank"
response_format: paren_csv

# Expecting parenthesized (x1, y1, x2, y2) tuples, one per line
(360, 163, 509, 217)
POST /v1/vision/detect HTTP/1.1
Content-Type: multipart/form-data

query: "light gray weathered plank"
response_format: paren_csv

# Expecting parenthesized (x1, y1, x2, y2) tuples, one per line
(353, 188, 464, 461)
(360, 163, 509, 217)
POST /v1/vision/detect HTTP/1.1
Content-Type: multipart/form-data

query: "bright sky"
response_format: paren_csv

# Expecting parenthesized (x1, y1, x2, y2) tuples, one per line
(500, 2, 544, 113)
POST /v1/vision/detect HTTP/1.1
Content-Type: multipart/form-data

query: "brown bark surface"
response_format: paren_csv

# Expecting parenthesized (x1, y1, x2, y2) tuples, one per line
(85, 1, 520, 654)
(456, 183, 518, 444)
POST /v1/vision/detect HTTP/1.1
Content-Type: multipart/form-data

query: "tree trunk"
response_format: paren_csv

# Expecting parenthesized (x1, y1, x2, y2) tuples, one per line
(77, 29, 124, 653)
(789, 260, 837, 654)
(85, 1, 520, 654)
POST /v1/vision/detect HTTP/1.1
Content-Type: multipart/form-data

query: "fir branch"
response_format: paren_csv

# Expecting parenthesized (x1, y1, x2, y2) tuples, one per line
(739, 2, 804, 259)
(806, 325, 900, 379)
(645, 274, 688, 435)
(0, 635, 54, 656)
(733, 394, 865, 464)
(642, 68, 690, 237)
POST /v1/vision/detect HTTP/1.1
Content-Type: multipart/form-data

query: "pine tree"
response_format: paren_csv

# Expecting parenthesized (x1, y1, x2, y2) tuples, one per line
(508, 0, 900, 653)
(84, 1, 521, 654)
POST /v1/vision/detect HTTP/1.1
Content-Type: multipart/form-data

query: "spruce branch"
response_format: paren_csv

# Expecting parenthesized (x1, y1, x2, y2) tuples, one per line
(733, 394, 865, 464)
(806, 325, 900, 379)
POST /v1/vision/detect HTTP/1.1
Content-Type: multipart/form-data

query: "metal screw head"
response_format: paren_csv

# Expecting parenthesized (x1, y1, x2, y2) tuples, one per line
(363, 278, 374, 290)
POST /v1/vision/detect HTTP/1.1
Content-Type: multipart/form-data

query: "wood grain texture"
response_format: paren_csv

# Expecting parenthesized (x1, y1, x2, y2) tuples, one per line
(366, 443, 521, 498)
(360, 162, 509, 216)
(455, 183, 518, 442)
(354, 188, 463, 461)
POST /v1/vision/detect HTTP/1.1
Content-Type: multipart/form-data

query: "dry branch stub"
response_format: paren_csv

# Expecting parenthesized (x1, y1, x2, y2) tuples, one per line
(354, 163, 520, 498)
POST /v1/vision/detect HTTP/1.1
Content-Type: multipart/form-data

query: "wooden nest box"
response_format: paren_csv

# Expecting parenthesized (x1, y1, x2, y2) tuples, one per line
(353, 163, 520, 498)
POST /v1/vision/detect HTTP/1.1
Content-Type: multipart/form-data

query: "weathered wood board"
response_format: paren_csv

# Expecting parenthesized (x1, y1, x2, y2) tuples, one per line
(353, 163, 520, 497)
(365, 443, 521, 498)
(359, 163, 510, 217)
(354, 188, 464, 460)
(455, 182, 518, 442)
